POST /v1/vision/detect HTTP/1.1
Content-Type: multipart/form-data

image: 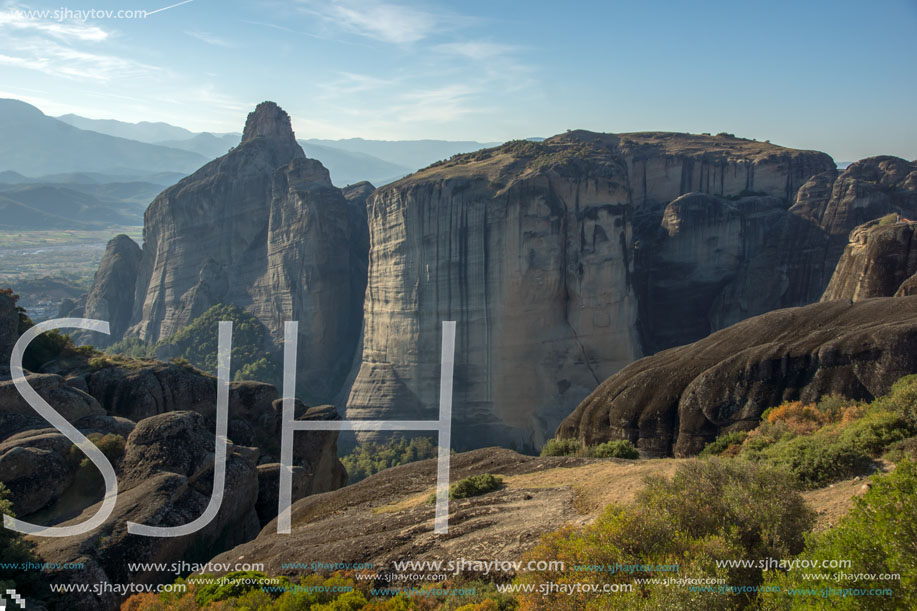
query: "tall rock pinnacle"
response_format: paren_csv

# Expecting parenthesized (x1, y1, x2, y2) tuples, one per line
(241, 101, 298, 144)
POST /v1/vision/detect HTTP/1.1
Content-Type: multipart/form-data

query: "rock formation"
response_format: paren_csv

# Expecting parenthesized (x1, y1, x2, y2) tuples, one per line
(78, 235, 142, 347)
(209, 448, 606, 578)
(0, 300, 346, 608)
(821, 220, 917, 301)
(347, 133, 837, 448)
(33, 410, 261, 611)
(118, 102, 367, 403)
(790, 156, 917, 269)
(556, 296, 917, 456)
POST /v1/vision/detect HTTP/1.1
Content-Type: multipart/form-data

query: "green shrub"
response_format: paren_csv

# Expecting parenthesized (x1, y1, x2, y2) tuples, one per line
(340, 436, 439, 484)
(133, 303, 284, 388)
(589, 439, 639, 459)
(699, 430, 749, 457)
(106, 336, 153, 358)
(873, 374, 917, 430)
(884, 436, 917, 462)
(539, 438, 583, 457)
(759, 460, 917, 610)
(515, 459, 813, 610)
(67, 433, 126, 469)
(193, 571, 282, 606)
(449, 474, 503, 499)
(740, 407, 910, 488)
(877, 212, 899, 226)
(0, 484, 42, 595)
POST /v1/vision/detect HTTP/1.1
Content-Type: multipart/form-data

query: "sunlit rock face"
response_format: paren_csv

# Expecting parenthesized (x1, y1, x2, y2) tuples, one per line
(125, 102, 367, 403)
(348, 132, 837, 448)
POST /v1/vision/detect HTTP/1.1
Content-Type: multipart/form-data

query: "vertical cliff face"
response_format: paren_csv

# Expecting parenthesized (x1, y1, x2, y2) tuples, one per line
(821, 220, 917, 301)
(817, 157, 917, 302)
(78, 234, 142, 347)
(792, 156, 917, 274)
(348, 134, 837, 448)
(348, 144, 642, 447)
(127, 102, 367, 402)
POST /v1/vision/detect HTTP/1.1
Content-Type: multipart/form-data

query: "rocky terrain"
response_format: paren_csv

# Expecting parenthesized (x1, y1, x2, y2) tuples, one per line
(557, 295, 917, 456)
(75, 235, 142, 347)
(347, 133, 847, 448)
(0, 299, 346, 609)
(816, 158, 917, 301)
(72, 104, 917, 452)
(791, 155, 917, 268)
(208, 446, 876, 579)
(85, 102, 368, 404)
(209, 448, 674, 577)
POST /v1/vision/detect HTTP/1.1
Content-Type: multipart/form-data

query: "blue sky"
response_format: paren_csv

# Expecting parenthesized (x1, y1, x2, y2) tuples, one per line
(0, 0, 914, 161)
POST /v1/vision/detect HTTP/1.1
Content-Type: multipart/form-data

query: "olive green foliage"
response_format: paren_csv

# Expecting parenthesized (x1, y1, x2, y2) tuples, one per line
(2, 288, 79, 369)
(340, 436, 439, 484)
(589, 440, 640, 459)
(759, 460, 917, 610)
(884, 436, 917, 462)
(0, 484, 41, 595)
(877, 212, 899, 226)
(540, 438, 583, 457)
(515, 459, 813, 610)
(449, 473, 503, 499)
(873, 374, 917, 430)
(699, 431, 749, 457)
(67, 433, 126, 469)
(738, 388, 915, 488)
(127, 572, 512, 610)
(193, 571, 282, 607)
(105, 335, 151, 358)
(540, 437, 639, 459)
(106, 304, 282, 387)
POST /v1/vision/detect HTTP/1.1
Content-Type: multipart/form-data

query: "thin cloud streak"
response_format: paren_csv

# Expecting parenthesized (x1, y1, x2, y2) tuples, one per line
(296, 0, 446, 44)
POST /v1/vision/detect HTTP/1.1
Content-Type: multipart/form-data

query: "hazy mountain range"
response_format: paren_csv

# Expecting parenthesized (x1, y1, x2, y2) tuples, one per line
(52, 105, 499, 186)
(0, 98, 499, 229)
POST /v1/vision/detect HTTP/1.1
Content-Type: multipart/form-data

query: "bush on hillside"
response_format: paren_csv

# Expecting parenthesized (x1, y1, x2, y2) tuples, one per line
(340, 436, 439, 484)
(589, 440, 639, 459)
(699, 430, 749, 457)
(539, 438, 583, 457)
(449, 474, 503, 499)
(514, 459, 813, 610)
(540, 438, 639, 459)
(759, 460, 917, 610)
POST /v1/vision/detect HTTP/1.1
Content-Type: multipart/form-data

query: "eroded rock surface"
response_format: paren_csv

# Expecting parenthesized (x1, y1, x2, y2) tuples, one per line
(557, 296, 917, 456)
(124, 102, 367, 403)
(77, 234, 142, 347)
(348, 133, 837, 448)
(821, 220, 917, 301)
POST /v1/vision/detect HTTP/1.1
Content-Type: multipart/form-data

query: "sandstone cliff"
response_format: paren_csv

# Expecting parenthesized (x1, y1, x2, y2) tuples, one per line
(348, 133, 837, 448)
(124, 102, 367, 403)
(816, 157, 917, 301)
(791, 156, 917, 270)
(556, 296, 917, 456)
(821, 220, 917, 301)
(77, 234, 142, 347)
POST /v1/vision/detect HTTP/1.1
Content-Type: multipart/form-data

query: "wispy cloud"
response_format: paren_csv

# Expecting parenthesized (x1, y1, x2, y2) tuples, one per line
(0, 2, 162, 83)
(392, 83, 483, 123)
(0, 40, 156, 82)
(319, 71, 398, 95)
(434, 41, 519, 61)
(185, 30, 234, 47)
(0, 4, 108, 41)
(297, 0, 444, 44)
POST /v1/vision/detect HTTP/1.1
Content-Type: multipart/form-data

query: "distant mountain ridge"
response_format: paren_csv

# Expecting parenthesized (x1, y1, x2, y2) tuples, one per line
(0, 99, 208, 176)
(52, 108, 499, 186)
